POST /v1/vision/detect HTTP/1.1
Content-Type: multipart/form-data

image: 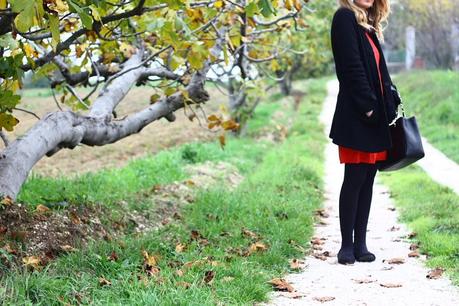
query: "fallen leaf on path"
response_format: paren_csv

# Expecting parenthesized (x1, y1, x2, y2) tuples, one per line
(310, 237, 325, 245)
(408, 251, 420, 258)
(175, 269, 184, 277)
(69, 211, 81, 225)
(249, 242, 268, 253)
(407, 231, 417, 238)
(142, 250, 160, 276)
(203, 270, 215, 284)
(312, 296, 335, 302)
(2, 243, 17, 255)
(380, 282, 402, 288)
(290, 258, 307, 270)
(190, 229, 204, 240)
(319, 220, 328, 225)
(409, 243, 419, 250)
(389, 226, 400, 231)
(279, 291, 305, 299)
(60, 245, 76, 252)
(107, 251, 118, 262)
(387, 207, 396, 211)
(312, 244, 323, 250)
(36, 204, 50, 213)
(22, 256, 41, 270)
(426, 267, 445, 279)
(268, 278, 295, 292)
(1, 196, 14, 206)
(241, 228, 258, 239)
(383, 257, 405, 264)
(175, 243, 186, 253)
(314, 208, 329, 218)
(352, 278, 376, 284)
(312, 252, 328, 261)
(381, 266, 394, 271)
(99, 277, 112, 287)
(176, 281, 191, 288)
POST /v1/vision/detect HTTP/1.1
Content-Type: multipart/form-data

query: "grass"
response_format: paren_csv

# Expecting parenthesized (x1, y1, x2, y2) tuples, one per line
(1, 77, 330, 305)
(380, 165, 459, 285)
(392, 70, 459, 163)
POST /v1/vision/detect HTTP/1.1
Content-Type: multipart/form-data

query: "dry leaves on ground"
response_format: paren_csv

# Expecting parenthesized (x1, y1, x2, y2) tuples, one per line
(268, 278, 295, 292)
(380, 282, 403, 288)
(352, 278, 376, 284)
(290, 258, 307, 270)
(426, 267, 445, 279)
(383, 257, 405, 265)
(312, 296, 336, 302)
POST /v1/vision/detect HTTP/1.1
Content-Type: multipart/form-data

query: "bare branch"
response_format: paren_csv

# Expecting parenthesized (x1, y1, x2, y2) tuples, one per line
(0, 131, 9, 147)
(253, 12, 298, 26)
(13, 107, 41, 120)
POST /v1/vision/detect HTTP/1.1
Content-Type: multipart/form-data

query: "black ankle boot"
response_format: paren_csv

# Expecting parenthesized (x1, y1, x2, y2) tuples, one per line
(353, 245, 376, 262)
(337, 247, 355, 264)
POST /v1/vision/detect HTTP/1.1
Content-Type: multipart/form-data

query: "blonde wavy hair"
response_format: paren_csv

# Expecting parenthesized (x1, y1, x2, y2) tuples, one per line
(338, 0, 390, 42)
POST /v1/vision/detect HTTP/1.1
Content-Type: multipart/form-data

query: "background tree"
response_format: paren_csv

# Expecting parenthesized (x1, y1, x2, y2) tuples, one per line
(273, 0, 335, 96)
(387, 0, 459, 69)
(0, 0, 312, 199)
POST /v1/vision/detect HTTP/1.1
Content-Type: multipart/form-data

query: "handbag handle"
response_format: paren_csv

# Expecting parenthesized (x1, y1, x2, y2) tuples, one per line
(389, 84, 405, 126)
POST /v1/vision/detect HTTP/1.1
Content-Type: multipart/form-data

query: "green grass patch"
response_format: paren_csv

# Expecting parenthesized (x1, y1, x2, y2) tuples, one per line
(393, 70, 459, 163)
(380, 166, 459, 285)
(1, 77, 330, 305)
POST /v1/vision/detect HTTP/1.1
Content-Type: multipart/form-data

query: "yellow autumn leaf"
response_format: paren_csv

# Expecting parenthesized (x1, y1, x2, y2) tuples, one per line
(55, 0, 69, 13)
(22, 256, 41, 269)
(214, 0, 224, 9)
(23, 43, 38, 58)
(218, 134, 226, 148)
(119, 42, 135, 58)
(36, 204, 50, 213)
(293, 0, 302, 11)
(270, 59, 280, 71)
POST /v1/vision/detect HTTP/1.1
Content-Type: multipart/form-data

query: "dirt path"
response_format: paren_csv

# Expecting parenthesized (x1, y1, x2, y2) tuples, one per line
(417, 137, 459, 195)
(265, 79, 459, 306)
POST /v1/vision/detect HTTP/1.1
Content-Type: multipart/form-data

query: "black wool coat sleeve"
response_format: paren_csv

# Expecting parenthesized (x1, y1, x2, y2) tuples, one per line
(329, 6, 399, 153)
(331, 7, 377, 114)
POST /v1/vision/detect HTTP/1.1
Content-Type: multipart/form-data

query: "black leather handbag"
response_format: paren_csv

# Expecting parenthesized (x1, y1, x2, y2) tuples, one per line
(377, 86, 425, 171)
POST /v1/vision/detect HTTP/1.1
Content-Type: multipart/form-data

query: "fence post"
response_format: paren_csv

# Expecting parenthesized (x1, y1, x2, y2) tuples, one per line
(405, 26, 416, 70)
(452, 23, 459, 70)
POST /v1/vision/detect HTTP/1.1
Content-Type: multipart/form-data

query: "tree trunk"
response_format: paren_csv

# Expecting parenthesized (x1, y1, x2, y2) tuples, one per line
(0, 29, 226, 200)
(276, 70, 292, 96)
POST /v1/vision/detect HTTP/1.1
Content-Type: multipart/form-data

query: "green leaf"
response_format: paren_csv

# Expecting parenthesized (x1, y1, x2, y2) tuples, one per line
(257, 0, 277, 18)
(68, 0, 93, 29)
(48, 14, 61, 50)
(0, 34, 18, 49)
(245, 2, 260, 17)
(0, 90, 21, 112)
(12, 0, 35, 32)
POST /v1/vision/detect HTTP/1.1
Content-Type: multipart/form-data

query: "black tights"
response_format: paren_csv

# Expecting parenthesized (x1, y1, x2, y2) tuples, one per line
(339, 163, 377, 254)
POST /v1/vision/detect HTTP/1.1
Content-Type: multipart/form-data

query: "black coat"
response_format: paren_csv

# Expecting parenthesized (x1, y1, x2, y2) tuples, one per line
(329, 6, 399, 152)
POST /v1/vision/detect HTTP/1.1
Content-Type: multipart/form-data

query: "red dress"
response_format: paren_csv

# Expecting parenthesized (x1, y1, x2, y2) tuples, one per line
(339, 31, 387, 164)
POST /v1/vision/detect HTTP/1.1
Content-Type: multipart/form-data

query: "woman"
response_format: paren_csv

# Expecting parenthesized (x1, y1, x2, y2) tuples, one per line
(329, 0, 401, 264)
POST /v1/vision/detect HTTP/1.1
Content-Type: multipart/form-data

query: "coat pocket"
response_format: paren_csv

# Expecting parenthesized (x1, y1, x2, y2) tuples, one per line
(359, 104, 379, 126)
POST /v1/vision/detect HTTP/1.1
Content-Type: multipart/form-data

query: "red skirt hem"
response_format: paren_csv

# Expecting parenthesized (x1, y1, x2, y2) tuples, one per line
(339, 145, 387, 164)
